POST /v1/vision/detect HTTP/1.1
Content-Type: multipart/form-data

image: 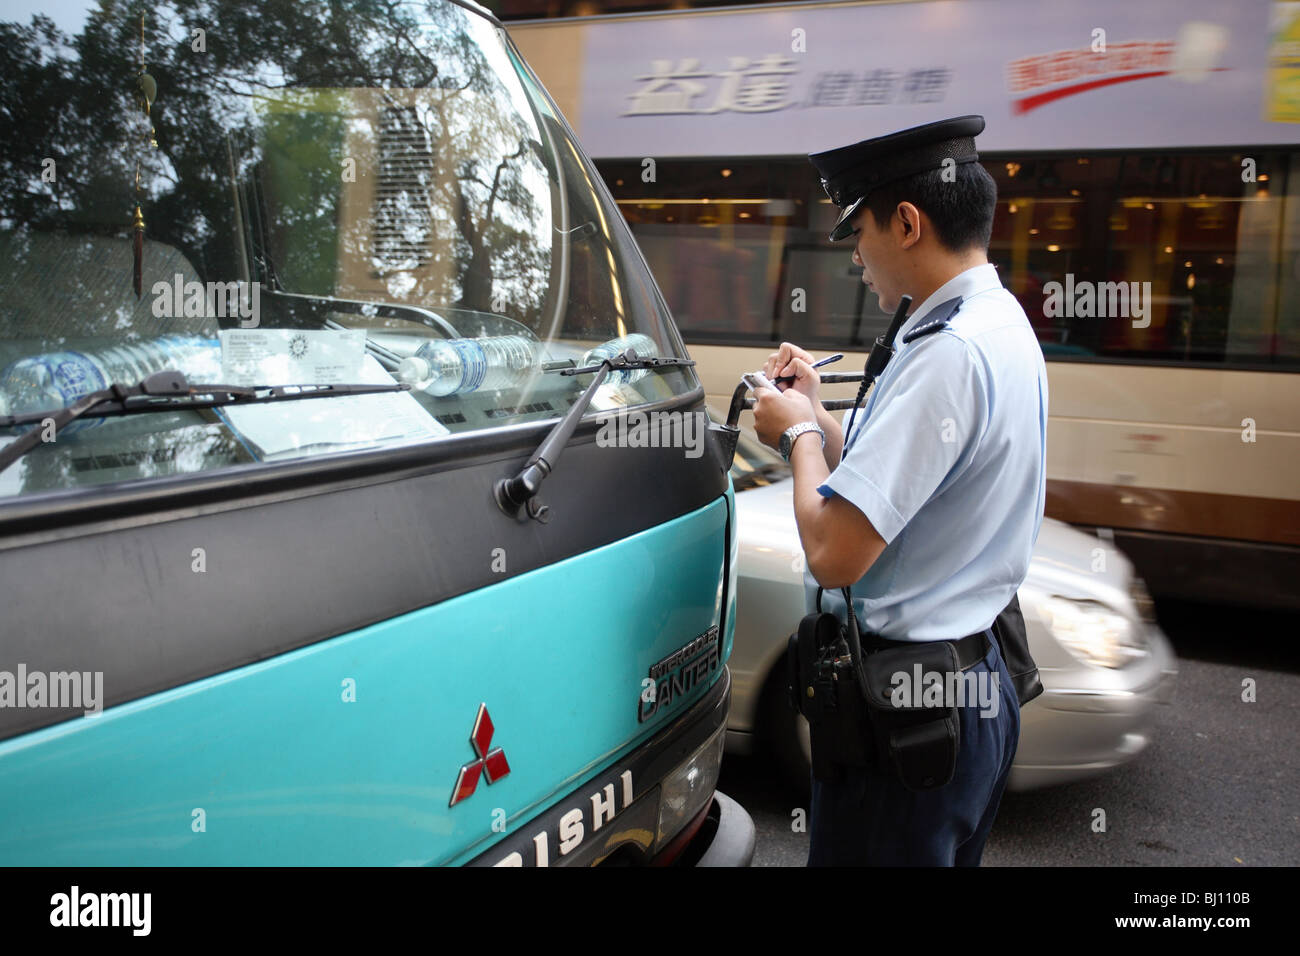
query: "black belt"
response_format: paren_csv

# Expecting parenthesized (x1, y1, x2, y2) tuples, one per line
(863, 629, 992, 671)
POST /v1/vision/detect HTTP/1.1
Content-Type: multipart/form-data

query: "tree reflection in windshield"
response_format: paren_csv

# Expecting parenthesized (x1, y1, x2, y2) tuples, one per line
(0, 0, 693, 499)
(0, 0, 552, 339)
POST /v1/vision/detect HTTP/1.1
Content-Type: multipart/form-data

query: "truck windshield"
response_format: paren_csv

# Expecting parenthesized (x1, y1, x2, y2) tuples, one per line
(0, 0, 693, 499)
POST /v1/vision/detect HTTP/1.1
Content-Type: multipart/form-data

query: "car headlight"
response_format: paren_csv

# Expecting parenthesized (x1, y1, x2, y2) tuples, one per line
(1040, 596, 1149, 668)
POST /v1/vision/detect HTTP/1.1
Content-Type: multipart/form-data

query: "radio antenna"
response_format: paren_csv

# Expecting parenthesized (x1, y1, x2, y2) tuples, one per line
(841, 294, 912, 461)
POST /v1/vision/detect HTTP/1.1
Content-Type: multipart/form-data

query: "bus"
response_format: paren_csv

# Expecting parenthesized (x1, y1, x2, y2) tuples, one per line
(0, 0, 753, 866)
(508, 0, 1300, 611)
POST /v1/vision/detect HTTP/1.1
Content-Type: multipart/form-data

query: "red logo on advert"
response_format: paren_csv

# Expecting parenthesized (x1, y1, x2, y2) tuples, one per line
(1005, 40, 1229, 115)
(449, 703, 511, 807)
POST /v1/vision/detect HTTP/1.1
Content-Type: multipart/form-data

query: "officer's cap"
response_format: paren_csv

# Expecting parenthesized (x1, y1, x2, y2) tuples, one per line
(809, 114, 985, 242)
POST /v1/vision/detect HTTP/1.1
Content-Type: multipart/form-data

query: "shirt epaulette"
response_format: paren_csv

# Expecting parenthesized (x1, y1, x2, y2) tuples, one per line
(901, 296, 964, 343)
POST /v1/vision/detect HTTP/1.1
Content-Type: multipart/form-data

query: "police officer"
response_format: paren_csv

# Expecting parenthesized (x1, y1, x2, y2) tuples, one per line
(751, 115, 1048, 866)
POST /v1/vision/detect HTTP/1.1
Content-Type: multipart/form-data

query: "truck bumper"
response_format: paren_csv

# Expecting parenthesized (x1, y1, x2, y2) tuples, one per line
(695, 790, 756, 866)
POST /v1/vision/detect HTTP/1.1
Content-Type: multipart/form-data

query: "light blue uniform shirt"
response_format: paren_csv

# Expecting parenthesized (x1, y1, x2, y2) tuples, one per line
(805, 263, 1048, 641)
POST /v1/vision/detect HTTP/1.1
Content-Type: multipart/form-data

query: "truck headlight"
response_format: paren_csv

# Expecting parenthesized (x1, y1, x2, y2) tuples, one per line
(1041, 596, 1149, 669)
(657, 722, 725, 846)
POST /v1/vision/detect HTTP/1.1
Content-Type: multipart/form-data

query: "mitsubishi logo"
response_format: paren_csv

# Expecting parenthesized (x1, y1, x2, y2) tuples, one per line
(449, 703, 511, 807)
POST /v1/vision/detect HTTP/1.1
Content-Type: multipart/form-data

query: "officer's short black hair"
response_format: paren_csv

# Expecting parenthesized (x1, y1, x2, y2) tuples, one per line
(859, 161, 997, 253)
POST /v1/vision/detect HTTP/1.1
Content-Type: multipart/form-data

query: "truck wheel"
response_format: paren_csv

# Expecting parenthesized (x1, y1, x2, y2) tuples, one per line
(760, 657, 811, 798)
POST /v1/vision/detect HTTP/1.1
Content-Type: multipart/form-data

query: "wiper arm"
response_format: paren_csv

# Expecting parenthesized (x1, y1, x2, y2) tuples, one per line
(0, 369, 409, 474)
(493, 348, 695, 522)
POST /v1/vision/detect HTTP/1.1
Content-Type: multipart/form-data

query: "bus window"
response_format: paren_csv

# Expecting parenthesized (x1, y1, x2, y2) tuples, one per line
(598, 150, 1300, 370)
(1269, 150, 1300, 362)
(984, 150, 1295, 367)
(601, 159, 809, 343)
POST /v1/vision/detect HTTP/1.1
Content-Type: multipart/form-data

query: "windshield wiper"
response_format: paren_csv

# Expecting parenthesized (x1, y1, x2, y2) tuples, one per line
(267, 289, 462, 340)
(0, 369, 409, 474)
(493, 348, 696, 523)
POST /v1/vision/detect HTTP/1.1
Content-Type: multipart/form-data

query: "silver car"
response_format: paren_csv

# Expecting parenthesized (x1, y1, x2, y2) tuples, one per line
(723, 425, 1178, 791)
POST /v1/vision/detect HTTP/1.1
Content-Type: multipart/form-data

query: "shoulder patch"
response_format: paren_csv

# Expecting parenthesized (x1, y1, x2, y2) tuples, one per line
(901, 296, 963, 344)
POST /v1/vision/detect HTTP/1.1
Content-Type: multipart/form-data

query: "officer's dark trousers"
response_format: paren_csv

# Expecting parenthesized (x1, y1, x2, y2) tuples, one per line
(807, 633, 1020, 866)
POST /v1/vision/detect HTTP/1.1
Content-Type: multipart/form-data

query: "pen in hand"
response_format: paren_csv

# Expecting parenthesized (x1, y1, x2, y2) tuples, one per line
(774, 353, 844, 386)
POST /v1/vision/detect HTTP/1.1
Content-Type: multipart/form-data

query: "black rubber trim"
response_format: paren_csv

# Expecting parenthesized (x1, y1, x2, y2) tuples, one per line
(1109, 528, 1300, 612)
(446, 0, 504, 27)
(695, 791, 756, 867)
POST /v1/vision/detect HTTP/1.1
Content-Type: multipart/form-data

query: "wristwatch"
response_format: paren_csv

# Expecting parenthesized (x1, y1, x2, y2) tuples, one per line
(779, 421, 825, 461)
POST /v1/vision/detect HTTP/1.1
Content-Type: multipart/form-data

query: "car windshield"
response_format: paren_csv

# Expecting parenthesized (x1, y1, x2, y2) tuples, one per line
(0, 0, 693, 499)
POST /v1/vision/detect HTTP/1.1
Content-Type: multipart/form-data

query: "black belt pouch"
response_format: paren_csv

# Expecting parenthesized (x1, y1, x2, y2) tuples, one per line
(787, 612, 873, 780)
(860, 640, 961, 791)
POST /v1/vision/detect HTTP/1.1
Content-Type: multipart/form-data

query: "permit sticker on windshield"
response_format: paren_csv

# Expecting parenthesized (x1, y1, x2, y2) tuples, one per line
(219, 329, 365, 386)
(217, 354, 449, 460)
(590, 382, 644, 411)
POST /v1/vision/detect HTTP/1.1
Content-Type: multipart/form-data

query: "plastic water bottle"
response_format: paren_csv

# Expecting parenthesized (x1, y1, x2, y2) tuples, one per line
(581, 333, 659, 385)
(0, 335, 220, 431)
(396, 335, 541, 397)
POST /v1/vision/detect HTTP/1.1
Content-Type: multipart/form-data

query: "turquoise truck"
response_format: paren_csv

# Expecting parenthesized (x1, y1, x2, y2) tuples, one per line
(0, 0, 753, 866)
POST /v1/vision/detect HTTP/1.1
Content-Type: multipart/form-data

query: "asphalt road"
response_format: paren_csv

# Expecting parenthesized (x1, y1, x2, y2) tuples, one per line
(718, 599, 1300, 867)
